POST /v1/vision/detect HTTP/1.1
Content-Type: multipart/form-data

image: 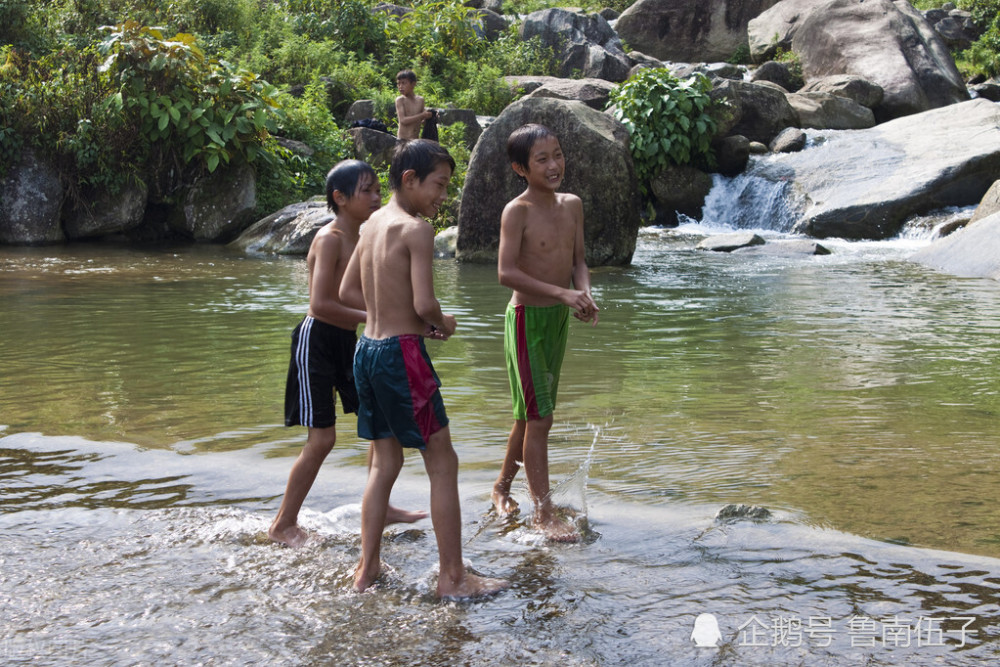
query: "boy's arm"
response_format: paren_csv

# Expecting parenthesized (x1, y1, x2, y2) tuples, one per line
(497, 201, 596, 320)
(338, 240, 366, 313)
(408, 223, 456, 338)
(311, 234, 366, 325)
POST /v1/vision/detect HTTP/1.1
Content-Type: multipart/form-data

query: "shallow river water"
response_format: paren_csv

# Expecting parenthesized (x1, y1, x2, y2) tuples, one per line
(2, 226, 999, 666)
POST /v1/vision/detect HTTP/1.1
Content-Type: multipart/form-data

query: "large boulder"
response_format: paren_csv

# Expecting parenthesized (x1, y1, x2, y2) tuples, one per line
(457, 97, 641, 266)
(63, 182, 148, 240)
(349, 126, 399, 167)
(437, 109, 483, 150)
(523, 77, 618, 110)
(710, 79, 798, 145)
(909, 211, 1000, 281)
(772, 99, 1000, 239)
(0, 149, 64, 245)
(230, 199, 332, 255)
(649, 165, 714, 225)
(785, 91, 876, 130)
(519, 8, 632, 82)
(798, 75, 884, 109)
(748, 0, 969, 122)
(170, 161, 257, 241)
(616, 0, 781, 63)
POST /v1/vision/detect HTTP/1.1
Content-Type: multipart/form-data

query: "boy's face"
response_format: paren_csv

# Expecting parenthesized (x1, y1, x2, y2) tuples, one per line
(339, 173, 382, 222)
(405, 162, 452, 219)
(397, 78, 415, 96)
(516, 135, 564, 191)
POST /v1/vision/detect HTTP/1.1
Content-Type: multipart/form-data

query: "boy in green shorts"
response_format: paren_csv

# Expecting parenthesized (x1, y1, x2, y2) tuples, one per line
(491, 124, 599, 543)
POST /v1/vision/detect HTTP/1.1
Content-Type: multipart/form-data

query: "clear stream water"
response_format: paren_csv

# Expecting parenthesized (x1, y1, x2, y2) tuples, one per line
(2, 223, 999, 666)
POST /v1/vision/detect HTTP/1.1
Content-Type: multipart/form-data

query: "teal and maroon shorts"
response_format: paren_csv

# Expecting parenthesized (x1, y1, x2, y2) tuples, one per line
(353, 334, 449, 449)
(505, 303, 569, 421)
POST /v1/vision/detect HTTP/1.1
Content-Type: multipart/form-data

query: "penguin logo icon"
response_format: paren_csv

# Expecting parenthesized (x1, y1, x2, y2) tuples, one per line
(691, 613, 722, 647)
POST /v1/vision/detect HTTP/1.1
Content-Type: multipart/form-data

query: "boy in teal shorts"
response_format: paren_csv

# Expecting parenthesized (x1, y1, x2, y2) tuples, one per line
(491, 124, 599, 543)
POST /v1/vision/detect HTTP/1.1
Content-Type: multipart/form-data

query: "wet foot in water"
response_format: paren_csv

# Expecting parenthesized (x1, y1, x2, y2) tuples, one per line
(438, 571, 510, 600)
(386, 505, 428, 524)
(491, 487, 520, 516)
(268, 522, 309, 548)
(535, 514, 580, 543)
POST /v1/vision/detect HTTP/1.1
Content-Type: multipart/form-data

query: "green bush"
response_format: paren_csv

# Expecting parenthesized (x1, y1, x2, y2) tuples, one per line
(608, 68, 718, 192)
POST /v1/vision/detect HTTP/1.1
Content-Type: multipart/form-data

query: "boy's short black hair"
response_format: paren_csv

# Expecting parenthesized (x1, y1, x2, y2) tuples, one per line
(507, 123, 560, 171)
(325, 159, 377, 213)
(396, 69, 417, 83)
(389, 139, 456, 191)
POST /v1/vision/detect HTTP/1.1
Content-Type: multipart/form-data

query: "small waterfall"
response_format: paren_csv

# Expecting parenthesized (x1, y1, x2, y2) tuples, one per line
(698, 160, 804, 233)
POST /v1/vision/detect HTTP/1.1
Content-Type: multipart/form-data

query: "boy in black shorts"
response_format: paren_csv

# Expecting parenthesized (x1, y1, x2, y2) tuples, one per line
(270, 160, 426, 548)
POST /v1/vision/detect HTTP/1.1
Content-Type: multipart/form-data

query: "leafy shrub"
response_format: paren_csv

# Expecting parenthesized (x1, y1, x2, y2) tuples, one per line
(608, 68, 718, 192)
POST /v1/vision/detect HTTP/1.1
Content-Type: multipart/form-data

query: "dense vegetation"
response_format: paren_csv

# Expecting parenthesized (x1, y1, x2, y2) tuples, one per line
(1, 0, 996, 234)
(0, 0, 561, 225)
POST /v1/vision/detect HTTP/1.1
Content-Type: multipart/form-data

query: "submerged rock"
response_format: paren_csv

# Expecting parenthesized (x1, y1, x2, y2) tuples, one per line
(715, 504, 773, 522)
(697, 232, 765, 252)
(909, 211, 1000, 281)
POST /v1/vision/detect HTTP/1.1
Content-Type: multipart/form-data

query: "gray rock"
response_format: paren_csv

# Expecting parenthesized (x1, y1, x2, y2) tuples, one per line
(345, 99, 376, 124)
(519, 8, 632, 82)
(710, 79, 798, 145)
(782, 99, 1000, 239)
(799, 75, 884, 109)
(523, 77, 618, 110)
(457, 97, 641, 266)
(785, 91, 876, 130)
(748, 0, 968, 122)
(170, 161, 257, 241)
(696, 231, 765, 252)
(972, 82, 1000, 102)
(64, 182, 148, 240)
(230, 199, 333, 255)
(751, 60, 802, 92)
(474, 8, 508, 40)
(713, 134, 751, 176)
(970, 180, 1000, 225)
(734, 239, 831, 255)
(715, 503, 773, 522)
(909, 211, 1000, 281)
(649, 165, 714, 224)
(349, 126, 399, 167)
(769, 127, 807, 153)
(434, 225, 458, 259)
(617, 0, 781, 63)
(0, 149, 64, 245)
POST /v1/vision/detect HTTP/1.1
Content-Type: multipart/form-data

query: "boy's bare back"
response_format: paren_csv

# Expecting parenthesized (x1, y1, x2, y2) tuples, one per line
(351, 201, 438, 339)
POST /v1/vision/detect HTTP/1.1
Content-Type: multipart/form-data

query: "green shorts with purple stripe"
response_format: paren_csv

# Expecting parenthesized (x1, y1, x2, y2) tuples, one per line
(504, 302, 569, 421)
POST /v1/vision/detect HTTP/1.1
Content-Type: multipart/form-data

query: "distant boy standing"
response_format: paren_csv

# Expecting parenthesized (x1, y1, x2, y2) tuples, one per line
(394, 69, 432, 140)
(491, 124, 599, 543)
(269, 160, 425, 548)
(340, 140, 507, 598)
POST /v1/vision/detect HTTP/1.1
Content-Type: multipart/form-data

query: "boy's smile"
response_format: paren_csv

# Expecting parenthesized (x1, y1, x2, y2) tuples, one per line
(520, 135, 565, 191)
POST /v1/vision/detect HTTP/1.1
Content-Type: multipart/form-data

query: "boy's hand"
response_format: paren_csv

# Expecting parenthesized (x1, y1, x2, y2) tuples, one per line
(425, 313, 456, 340)
(566, 289, 599, 326)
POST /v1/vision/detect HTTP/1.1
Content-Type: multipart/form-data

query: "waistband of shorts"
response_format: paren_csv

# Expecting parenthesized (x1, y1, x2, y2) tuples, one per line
(303, 315, 356, 334)
(506, 302, 569, 313)
(358, 333, 423, 347)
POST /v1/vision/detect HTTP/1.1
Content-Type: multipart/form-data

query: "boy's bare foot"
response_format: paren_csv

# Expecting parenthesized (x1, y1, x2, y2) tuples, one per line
(268, 522, 309, 548)
(385, 505, 428, 524)
(354, 560, 381, 592)
(438, 571, 510, 600)
(491, 487, 520, 516)
(534, 515, 580, 543)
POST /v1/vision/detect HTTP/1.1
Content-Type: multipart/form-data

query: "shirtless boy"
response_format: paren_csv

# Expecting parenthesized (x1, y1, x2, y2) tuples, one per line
(269, 160, 426, 549)
(491, 124, 599, 543)
(394, 69, 432, 140)
(340, 139, 508, 598)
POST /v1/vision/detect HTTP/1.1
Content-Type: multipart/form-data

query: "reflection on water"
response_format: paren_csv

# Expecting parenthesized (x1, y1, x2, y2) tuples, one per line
(2, 236, 1000, 665)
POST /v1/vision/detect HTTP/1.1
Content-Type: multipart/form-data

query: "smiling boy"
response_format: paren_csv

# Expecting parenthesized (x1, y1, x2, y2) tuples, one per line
(491, 124, 599, 543)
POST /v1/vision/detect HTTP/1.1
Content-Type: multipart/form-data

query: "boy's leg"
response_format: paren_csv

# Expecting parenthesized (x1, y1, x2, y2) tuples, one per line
(269, 425, 337, 547)
(523, 414, 579, 543)
(355, 436, 404, 592)
(492, 420, 526, 515)
(422, 426, 508, 599)
(365, 441, 429, 524)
